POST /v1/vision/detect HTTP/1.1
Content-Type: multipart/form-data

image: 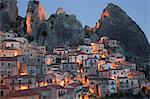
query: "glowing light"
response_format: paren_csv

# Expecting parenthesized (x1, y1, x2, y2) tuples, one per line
(20, 73, 26, 75)
(20, 85, 28, 90)
(39, 81, 48, 87)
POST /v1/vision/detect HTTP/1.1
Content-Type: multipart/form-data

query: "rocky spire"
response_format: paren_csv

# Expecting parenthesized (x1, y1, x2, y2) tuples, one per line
(26, 0, 46, 34)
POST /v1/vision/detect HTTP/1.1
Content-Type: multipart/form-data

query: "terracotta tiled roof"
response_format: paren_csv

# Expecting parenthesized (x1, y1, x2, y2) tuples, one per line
(6, 89, 40, 98)
(6, 86, 51, 98)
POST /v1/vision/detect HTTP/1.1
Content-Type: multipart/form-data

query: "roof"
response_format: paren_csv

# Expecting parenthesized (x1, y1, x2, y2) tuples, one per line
(0, 85, 9, 90)
(47, 84, 64, 89)
(6, 89, 40, 98)
(3, 75, 35, 79)
(0, 57, 17, 61)
(69, 83, 82, 88)
(6, 86, 51, 98)
(2, 39, 22, 43)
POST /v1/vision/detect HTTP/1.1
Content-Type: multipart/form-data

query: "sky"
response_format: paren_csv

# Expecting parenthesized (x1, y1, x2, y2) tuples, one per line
(17, 0, 150, 43)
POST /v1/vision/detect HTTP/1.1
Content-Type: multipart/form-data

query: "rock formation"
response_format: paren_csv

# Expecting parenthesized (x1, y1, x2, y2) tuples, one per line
(88, 3, 150, 59)
(0, 0, 18, 32)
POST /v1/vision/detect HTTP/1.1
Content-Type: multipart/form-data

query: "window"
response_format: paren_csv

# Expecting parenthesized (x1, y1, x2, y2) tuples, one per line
(1, 63, 3, 66)
(0, 91, 4, 96)
(12, 87, 14, 91)
(131, 81, 133, 86)
(121, 72, 123, 75)
(86, 50, 88, 52)
(19, 80, 21, 84)
(8, 63, 11, 66)
(28, 79, 32, 84)
(1, 80, 3, 84)
(114, 71, 116, 74)
(11, 44, 13, 47)
(12, 80, 14, 84)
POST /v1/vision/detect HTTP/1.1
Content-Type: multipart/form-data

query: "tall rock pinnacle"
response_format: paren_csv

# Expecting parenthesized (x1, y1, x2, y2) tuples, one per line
(26, 0, 46, 35)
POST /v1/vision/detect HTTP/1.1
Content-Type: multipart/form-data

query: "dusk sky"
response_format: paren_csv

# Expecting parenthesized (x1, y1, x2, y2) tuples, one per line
(17, 0, 150, 43)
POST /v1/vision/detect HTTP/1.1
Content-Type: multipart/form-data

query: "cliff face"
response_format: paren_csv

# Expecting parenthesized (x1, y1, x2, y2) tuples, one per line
(34, 8, 85, 51)
(90, 3, 150, 58)
(26, 0, 46, 37)
(25, 1, 85, 51)
(45, 12, 85, 51)
(0, 0, 18, 32)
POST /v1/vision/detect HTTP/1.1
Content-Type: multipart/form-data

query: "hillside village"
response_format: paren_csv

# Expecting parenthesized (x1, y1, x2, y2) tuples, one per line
(0, 29, 149, 99)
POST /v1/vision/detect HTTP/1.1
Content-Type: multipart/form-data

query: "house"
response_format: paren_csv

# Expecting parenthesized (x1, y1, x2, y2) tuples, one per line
(0, 57, 18, 85)
(0, 49, 22, 57)
(0, 85, 10, 98)
(44, 74, 55, 85)
(5, 88, 40, 99)
(53, 47, 68, 59)
(3, 75, 36, 92)
(83, 57, 98, 68)
(118, 77, 140, 95)
(91, 43, 104, 53)
(100, 49, 108, 59)
(100, 63, 116, 70)
(2, 39, 23, 50)
(76, 52, 88, 64)
(116, 61, 136, 70)
(99, 68, 130, 79)
(66, 82, 82, 99)
(45, 53, 58, 65)
(109, 69, 130, 79)
(88, 76, 117, 96)
(108, 40, 118, 48)
(12, 37, 29, 44)
(5, 86, 51, 99)
(47, 84, 67, 99)
(128, 70, 145, 79)
(78, 44, 92, 54)
(0, 31, 4, 41)
(1, 30, 18, 40)
(68, 53, 77, 63)
(99, 36, 109, 44)
(60, 62, 78, 75)
(37, 46, 47, 53)
(0, 42, 6, 49)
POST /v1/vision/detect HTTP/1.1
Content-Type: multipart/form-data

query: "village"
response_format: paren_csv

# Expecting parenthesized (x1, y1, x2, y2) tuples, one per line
(0, 30, 149, 99)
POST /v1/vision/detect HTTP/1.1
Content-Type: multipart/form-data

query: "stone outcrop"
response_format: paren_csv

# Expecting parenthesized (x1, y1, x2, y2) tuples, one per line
(0, 0, 18, 32)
